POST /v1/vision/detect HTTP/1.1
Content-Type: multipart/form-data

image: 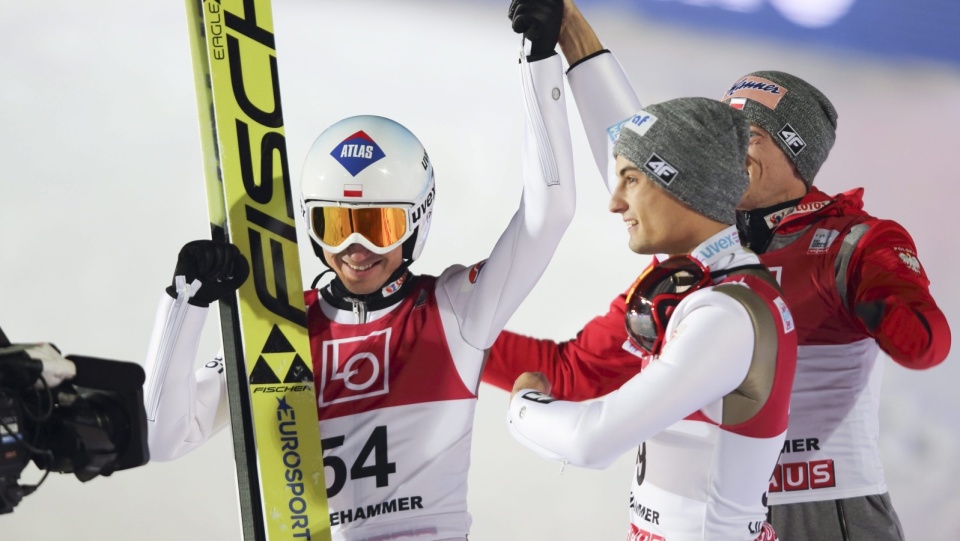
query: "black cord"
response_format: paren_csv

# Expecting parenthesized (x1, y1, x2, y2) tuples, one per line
(0, 413, 50, 458)
(0, 326, 53, 498)
(19, 375, 54, 423)
(309, 269, 335, 290)
(0, 404, 56, 496)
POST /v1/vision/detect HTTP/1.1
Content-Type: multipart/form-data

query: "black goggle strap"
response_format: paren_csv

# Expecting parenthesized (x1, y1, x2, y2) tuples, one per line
(625, 259, 712, 354)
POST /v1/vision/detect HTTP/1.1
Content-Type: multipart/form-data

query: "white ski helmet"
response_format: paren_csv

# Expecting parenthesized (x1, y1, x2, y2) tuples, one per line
(301, 115, 435, 263)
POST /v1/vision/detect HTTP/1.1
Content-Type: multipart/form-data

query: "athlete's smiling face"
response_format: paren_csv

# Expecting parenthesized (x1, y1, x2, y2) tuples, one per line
(609, 155, 691, 255)
(609, 154, 727, 256)
(324, 243, 404, 295)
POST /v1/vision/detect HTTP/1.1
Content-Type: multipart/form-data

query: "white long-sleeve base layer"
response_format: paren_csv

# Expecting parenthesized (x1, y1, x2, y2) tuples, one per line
(508, 229, 792, 541)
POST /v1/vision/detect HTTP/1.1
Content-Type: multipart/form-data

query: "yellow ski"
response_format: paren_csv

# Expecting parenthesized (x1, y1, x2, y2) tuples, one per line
(183, 1, 330, 539)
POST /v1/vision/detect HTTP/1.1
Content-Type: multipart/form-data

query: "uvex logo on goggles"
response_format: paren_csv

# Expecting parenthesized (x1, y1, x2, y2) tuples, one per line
(625, 256, 712, 355)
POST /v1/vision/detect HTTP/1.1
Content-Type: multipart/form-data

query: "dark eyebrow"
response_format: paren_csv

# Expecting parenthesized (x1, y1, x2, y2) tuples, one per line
(618, 165, 642, 177)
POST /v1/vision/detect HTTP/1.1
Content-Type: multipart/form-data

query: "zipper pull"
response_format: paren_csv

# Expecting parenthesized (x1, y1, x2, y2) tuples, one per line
(351, 299, 367, 323)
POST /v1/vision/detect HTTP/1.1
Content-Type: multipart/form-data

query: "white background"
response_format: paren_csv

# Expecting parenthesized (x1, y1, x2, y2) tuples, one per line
(2, 1, 958, 539)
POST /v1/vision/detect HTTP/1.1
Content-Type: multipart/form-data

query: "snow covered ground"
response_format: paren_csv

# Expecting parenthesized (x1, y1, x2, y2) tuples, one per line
(2, 1, 957, 539)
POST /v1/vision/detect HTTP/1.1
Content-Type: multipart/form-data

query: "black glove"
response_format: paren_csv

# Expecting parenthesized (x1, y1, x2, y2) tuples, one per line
(166, 240, 250, 307)
(508, 0, 564, 62)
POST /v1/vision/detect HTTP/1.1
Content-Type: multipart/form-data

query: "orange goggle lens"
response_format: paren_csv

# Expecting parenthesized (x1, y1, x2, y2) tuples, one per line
(310, 206, 409, 249)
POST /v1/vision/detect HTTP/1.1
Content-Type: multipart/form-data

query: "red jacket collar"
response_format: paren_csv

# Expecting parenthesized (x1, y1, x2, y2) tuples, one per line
(774, 186, 866, 230)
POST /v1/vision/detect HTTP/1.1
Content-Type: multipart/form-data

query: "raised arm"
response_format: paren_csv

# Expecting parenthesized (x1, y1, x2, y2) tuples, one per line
(439, 9, 576, 350)
(559, 0, 643, 191)
(556, 0, 603, 66)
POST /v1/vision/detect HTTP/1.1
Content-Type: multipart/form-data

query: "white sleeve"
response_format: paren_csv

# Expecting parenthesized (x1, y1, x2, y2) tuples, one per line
(566, 51, 643, 193)
(437, 52, 576, 350)
(142, 292, 229, 461)
(506, 291, 754, 469)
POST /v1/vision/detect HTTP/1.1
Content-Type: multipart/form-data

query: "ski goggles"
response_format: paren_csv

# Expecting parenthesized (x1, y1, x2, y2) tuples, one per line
(624, 255, 712, 355)
(305, 202, 413, 254)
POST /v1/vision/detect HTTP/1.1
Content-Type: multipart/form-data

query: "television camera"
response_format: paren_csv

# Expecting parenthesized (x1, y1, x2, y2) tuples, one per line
(0, 326, 149, 514)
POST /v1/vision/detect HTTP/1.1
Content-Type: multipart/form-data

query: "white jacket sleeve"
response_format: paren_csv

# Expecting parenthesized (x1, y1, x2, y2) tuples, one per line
(142, 291, 229, 461)
(438, 52, 576, 350)
(507, 290, 755, 469)
(566, 51, 643, 193)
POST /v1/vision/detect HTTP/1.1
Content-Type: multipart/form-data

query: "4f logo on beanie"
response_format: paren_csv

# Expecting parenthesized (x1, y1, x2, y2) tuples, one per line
(644, 153, 678, 184)
(778, 123, 807, 155)
(331, 130, 386, 176)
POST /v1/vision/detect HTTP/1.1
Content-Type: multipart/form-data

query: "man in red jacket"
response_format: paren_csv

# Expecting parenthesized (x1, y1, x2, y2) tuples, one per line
(486, 1, 952, 540)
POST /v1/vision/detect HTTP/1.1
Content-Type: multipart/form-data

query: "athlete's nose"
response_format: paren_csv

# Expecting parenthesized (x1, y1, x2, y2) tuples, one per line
(344, 243, 376, 259)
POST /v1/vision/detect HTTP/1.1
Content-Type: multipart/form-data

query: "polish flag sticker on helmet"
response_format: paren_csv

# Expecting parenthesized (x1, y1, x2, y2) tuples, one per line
(330, 130, 386, 176)
(343, 184, 363, 197)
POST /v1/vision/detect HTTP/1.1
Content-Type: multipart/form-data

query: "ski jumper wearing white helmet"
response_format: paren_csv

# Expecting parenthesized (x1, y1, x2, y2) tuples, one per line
(142, 50, 577, 541)
(301, 115, 434, 265)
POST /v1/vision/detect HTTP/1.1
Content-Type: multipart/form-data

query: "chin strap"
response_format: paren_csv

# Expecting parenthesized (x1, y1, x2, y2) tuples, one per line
(317, 261, 416, 318)
(309, 269, 336, 290)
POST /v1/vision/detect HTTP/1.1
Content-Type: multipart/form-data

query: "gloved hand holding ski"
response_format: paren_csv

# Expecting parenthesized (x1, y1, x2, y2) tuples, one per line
(508, 0, 564, 62)
(166, 239, 250, 307)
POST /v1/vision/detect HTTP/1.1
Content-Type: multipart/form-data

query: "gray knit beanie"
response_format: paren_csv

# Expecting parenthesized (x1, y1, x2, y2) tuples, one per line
(612, 97, 751, 225)
(721, 71, 838, 186)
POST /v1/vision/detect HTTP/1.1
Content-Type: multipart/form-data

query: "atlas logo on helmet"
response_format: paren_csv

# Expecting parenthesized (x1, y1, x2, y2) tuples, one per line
(330, 130, 386, 176)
